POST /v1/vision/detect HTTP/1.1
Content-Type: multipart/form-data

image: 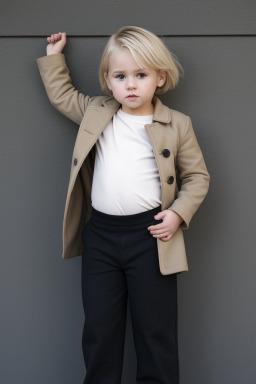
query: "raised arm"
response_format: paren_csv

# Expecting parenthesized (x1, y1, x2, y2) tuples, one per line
(36, 32, 91, 125)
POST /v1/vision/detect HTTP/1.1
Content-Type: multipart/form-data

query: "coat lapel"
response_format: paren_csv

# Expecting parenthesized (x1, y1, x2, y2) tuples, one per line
(74, 99, 120, 163)
(152, 96, 171, 124)
(81, 105, 119, 137)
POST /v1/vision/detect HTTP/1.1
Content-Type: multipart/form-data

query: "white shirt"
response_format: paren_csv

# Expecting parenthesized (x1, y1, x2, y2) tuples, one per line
(91, 108, 161, 215)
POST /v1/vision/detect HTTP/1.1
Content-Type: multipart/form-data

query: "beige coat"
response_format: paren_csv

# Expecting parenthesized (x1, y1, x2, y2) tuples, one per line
(37, 53, 210, 275)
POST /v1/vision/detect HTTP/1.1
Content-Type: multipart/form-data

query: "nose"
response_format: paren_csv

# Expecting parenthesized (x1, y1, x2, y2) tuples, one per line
(126, 76, 136, 90)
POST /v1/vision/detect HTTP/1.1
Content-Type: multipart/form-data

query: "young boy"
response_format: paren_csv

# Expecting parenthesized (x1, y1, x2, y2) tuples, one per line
(37, 27, 210, 384)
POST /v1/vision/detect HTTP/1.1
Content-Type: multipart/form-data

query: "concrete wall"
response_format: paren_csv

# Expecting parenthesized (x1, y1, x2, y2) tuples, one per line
(1, 1, 256, 383)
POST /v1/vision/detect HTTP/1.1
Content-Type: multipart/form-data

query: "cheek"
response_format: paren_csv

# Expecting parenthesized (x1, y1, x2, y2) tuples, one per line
(104, 74, 112, 91)
(144, 81, 158, 94)
(110, 83, 123, 95)
(106, 80, 112, 91)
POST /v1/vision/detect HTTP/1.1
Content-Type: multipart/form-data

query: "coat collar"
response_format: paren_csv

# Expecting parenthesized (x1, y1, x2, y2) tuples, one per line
(102, 95, 171, 124)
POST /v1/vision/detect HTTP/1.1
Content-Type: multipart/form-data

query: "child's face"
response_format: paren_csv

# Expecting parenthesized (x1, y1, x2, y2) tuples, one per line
(104, 48, 166, 115)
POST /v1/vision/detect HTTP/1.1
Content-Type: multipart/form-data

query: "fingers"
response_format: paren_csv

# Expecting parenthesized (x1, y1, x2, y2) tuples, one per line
(152, 232, 171, 239)
(150, 228, 168, 236)
(46, 32, 65, 44)
(150, 231, 173, 240)
(148, 226, 172, 239)
(154, 212, 165, 220)
(160, 234, 173, 242)
(147, 222, 165, 233)
(147, 223, 173, 240)
(47, 33, 60, 44)
(147, 209, 181, 242)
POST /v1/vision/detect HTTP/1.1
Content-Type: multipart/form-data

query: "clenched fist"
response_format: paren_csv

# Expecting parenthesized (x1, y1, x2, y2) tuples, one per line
(46, 32, 66, 56)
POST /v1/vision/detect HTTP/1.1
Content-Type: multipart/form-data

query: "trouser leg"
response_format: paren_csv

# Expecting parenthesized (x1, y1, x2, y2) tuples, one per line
(81, 218, 128, 384)
(123, 216, 179, 384)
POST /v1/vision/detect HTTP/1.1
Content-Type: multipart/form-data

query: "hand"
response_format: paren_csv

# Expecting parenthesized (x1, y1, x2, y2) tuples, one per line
(46, 32, 66, 56)
(147, 210, 183, 242)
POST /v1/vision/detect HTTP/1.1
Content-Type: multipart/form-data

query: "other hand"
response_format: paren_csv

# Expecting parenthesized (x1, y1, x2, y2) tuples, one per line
(147, 209, 183, 242)
(46, 32, 66, 56)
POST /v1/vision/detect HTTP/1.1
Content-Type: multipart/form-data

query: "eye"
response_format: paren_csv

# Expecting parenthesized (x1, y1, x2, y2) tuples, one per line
(116, 74, 125, 80)
(137, 73, 146, 78)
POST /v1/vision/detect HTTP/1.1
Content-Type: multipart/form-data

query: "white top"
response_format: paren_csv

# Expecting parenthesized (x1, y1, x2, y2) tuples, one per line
(91, 108, 161, 215)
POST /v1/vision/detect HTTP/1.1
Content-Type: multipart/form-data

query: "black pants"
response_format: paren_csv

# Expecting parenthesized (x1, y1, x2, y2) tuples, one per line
(81, 206, 179, 384)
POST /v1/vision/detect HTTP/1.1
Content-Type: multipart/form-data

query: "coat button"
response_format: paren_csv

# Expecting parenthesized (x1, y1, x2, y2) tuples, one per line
(167, 176, 174, 184)
(74, 158, 78, 166)
(162, 149, 170, 158)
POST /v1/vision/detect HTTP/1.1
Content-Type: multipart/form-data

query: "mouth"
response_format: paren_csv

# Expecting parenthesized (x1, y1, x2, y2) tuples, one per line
(127, 94, 138, 100)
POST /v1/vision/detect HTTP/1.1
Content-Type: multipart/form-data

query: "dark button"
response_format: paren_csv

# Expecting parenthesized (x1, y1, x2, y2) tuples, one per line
(74, 158, 78, 166)
(167, 176, 174, 184)
(162, 149, 170, 158)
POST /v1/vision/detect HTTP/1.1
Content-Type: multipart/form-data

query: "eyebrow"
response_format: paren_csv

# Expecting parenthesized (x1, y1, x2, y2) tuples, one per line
(112, 68, 147, 74)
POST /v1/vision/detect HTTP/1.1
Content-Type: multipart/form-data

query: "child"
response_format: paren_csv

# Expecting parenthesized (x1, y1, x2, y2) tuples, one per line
(37, 27, 210, 384)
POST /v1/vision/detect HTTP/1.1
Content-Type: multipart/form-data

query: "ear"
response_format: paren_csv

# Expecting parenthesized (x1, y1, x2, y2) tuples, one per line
(104, 72, 112, 91)
(157, 71, 167, 88)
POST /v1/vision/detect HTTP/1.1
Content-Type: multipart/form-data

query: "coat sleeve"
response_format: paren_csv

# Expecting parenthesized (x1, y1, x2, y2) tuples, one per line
(36, 53, 91, 125)
(169, 115, 210, 229)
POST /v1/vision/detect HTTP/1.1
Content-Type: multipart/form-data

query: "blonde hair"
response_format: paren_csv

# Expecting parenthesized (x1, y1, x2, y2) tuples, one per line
(99, 26, 183, 95)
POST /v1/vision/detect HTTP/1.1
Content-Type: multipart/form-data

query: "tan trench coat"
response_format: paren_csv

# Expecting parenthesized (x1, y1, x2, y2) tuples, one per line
(37, 53, 210, 275)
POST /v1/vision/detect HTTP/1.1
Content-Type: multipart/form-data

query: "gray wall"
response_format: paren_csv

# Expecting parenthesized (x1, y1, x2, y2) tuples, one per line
(1, 1, 256, 383)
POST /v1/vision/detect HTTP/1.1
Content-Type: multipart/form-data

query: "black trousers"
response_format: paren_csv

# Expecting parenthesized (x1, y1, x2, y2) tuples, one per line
(81, 205, 179, 384)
